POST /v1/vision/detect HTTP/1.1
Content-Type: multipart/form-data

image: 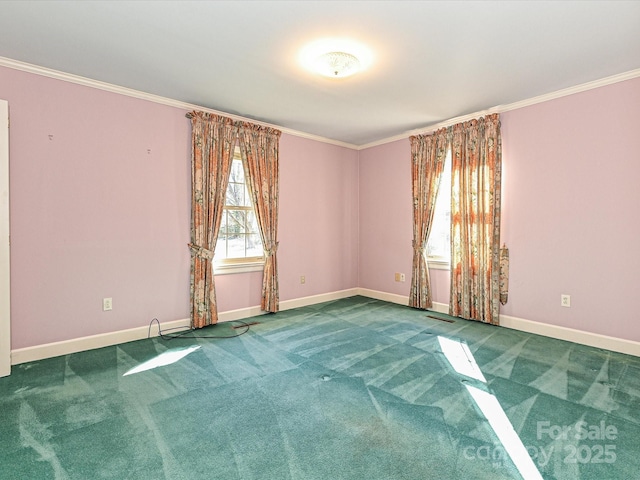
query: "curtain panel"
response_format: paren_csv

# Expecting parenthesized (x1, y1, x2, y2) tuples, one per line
(238, 123, 282, 313)
(187, 111, 282, 327)
(409, 129, 449, 309)
(188, 112, 237, 328)
(450, 113, 502, 325)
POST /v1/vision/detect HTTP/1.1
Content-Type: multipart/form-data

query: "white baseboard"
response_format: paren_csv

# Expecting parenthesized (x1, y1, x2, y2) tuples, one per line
(10, 317, 191, 365)
(431, 300, 640, 357)
(356, 288, 409, 306)
(11, 288, 640, 365)
(218, 288, 360, 322)
(430, 301, 450, 314)
(280, 288, 360, 311)
(10, 288, 361, 365)
(499, 313, 640, 357)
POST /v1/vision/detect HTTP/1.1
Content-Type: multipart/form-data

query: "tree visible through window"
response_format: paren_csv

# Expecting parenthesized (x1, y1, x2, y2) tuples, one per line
(215, 147, 264, 263)
(427, 149, 451, 264)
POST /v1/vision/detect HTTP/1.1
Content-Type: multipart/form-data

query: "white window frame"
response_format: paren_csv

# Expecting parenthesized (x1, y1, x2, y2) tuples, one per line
(213, 146, 264, 275)
(427, 258, 451, 271)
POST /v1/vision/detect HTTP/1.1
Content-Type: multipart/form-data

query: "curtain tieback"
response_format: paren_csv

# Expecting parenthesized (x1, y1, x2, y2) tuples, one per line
(412, 241, 426, 255)
(264, 242, 279, 258)
(188, 243, 214, 261)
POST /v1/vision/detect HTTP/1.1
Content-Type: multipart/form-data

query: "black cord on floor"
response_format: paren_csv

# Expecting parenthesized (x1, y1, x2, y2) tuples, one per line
(148, 318, 251, 340)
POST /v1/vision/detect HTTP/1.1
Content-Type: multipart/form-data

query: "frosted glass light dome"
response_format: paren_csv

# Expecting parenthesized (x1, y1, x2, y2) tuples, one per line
(313, 51, 361, 78)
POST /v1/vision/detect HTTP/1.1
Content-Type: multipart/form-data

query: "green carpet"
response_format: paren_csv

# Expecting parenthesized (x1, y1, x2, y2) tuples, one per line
(1, 296, 639, 479)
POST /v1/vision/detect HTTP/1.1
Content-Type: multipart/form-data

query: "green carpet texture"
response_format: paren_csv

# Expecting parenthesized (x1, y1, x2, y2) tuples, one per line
(1, 296, 639, 479)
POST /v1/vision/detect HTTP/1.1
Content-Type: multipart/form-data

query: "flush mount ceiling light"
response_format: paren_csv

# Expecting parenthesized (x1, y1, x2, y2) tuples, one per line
(314, 51, 361, 78)
(300, 38, 373, 79)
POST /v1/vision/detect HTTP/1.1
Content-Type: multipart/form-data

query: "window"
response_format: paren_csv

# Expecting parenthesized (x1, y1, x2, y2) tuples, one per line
(214, 147, 264, 273)
(427, 149, 451, 268)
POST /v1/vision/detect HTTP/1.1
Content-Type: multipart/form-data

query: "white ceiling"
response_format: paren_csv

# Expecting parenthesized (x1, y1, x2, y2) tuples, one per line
(1, 1, 639, 147)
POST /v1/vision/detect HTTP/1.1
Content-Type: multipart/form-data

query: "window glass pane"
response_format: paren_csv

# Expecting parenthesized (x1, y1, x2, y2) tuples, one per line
(214, 236, 226, 261)
(242, 185, 252, 207)
(230, 159, 244, 183)
(227, 235, 246, 259)
(247, 211, 260, 234)
(427, 151, 452, 261)
(227, 209, 246, 235)
(219, 210, 227, 235)
(246, 234, 264, 257)
(226, 183, 245, 207)
(215, 147, 264, 265)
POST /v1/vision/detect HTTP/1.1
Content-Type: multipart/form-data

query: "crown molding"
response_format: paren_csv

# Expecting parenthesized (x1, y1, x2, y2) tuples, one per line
(0, 56, 358, 150)
(358, 68, 640, 150)
(2, 56, 638, 152)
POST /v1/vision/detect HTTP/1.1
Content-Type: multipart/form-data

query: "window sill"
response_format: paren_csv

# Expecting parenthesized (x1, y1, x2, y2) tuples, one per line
(427, 259, 450, 271)
(214, 261, 264, 275)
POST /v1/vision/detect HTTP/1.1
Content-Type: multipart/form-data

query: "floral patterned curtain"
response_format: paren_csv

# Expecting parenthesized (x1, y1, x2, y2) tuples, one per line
(238, 123, 282, 313)
(188, 111, 237, 328)
(409, 128, 449, 309)
(450, 113, 502, 325)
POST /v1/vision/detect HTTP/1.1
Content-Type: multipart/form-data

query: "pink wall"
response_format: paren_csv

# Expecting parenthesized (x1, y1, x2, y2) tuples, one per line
(3, 67, 192, 349)
(215, 135, 360, 311)
(358, 139, 412, 296)
(358, 139, 452, 302)
(359, 76, 640, 342)
(277, 135, 359, 300)
(4, 62, 639, 350)
(2, 66, 359, 349)
(499, 76, 640, 341)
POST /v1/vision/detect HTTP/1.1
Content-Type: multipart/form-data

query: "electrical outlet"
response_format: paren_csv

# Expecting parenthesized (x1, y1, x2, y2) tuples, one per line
(103, 297, 113, 311)
(400, 273, 406, 282)
(561, 294, 571, 308)
(300, 276, 306, 284)
(394, 273, 400, 282)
